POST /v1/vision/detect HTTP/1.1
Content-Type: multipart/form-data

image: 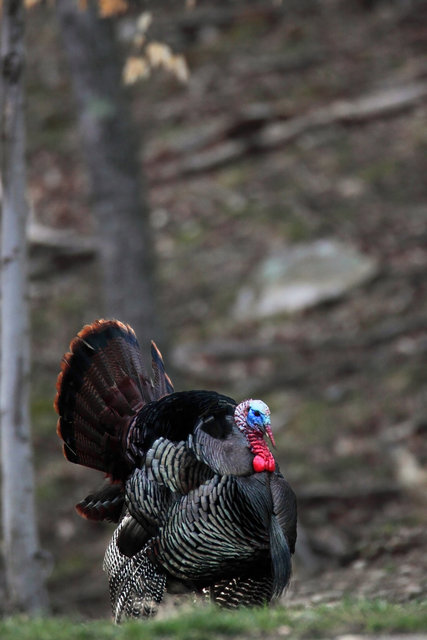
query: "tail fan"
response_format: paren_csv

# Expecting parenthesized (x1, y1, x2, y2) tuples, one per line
(55, 319, 174, 481)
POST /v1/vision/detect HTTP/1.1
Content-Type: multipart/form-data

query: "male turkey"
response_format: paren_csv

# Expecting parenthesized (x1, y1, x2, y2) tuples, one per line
(55, 319, 297, 621)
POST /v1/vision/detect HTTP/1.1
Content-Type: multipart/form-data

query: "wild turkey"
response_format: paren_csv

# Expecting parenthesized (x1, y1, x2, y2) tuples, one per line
(55, 319, 297, 621)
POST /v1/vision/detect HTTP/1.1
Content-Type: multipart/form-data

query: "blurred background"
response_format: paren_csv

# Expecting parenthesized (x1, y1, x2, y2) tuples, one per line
(19, 0, 427, 618)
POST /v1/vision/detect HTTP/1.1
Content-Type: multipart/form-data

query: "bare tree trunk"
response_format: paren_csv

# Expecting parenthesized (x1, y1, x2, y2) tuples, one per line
(0, 0, 49, 613)
(56, 0, 161, 345)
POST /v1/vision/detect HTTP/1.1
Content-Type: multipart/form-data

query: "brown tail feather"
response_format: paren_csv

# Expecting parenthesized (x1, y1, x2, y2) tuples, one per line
(55, 319, 174, 481)
(151, 341, 174, 399)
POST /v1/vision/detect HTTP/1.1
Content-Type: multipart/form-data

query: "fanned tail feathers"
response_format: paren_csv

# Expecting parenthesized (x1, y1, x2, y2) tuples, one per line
(54, 319, 174, 481)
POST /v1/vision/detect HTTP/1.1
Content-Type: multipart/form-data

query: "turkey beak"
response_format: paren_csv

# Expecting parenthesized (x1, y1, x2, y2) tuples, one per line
(265, 423, 276, 449)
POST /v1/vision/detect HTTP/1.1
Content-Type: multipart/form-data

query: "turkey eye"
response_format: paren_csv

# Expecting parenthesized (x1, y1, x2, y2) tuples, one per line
(253, 410, 260, 417)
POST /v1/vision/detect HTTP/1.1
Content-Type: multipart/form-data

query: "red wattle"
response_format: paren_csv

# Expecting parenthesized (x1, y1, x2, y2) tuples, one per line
(253, 455, 266, 472)
(245, 427, 276, 473)
(265, 456, 275, 472)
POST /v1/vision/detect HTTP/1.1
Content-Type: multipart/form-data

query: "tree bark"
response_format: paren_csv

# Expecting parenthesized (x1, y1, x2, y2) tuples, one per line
(56, 0, 161, 345)
(0, 0, 49, 613)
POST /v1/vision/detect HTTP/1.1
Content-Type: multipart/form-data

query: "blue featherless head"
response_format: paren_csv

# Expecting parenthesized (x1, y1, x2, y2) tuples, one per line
(246, 400, 271, 430)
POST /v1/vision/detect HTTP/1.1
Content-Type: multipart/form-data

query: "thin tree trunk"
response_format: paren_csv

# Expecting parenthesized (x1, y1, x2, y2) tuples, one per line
(56, 0, 161, 345)
(0, 0, 49, 613)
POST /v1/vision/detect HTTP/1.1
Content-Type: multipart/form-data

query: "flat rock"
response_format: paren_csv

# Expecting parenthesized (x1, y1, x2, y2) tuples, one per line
(233, 239, 377, 319)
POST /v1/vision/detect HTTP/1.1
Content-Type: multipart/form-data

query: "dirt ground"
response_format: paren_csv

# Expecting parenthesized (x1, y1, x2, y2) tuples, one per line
(21, 0, 427, 618)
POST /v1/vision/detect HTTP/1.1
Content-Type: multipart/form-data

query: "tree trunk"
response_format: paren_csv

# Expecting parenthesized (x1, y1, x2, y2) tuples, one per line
(56, 0, 161, 345)
(0, 0, 49, 613)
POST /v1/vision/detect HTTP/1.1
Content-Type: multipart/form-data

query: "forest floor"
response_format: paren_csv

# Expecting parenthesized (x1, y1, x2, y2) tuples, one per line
(14, 0, 427, 627)
(1, 599, 427, 639)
